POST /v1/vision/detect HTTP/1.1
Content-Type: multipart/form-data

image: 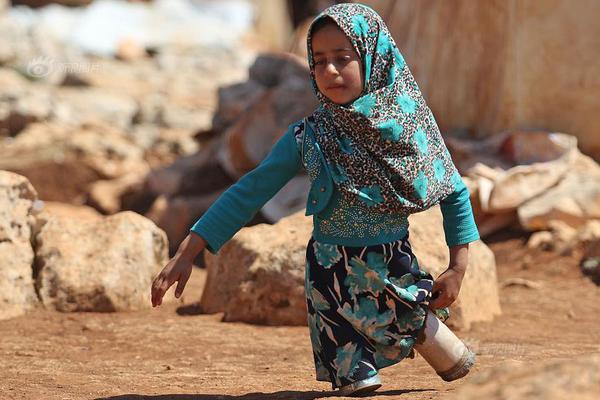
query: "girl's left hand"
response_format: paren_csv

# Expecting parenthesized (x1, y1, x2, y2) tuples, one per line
(429, 266, 466, 309)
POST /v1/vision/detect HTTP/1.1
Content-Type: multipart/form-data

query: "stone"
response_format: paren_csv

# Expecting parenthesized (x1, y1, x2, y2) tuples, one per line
(54, 87, 139, 131)
(248, 53, 309, 88)
(36, 201, 101, 221)
(0, 122, 149, 203)
(0, 171, 40, 321)
(124, 124, 200, 165)
(140, 135, 306, 251)
(150, 128, 200, 160)
(289, 17, 312, 59)
(72, 58, 159, 100)
(409, 206, 501, 330)
(526, 219, 600, 253)
(548, 220, 578, 247)
(217, 53, 318, 178)
(454, 354, 600, 400)
(527, 231, 553, 251)
(460, 132, 578, 212)
(159, 103, 213, 134)
(211, 80, 266, 133)
(34, 210, 170, 312)
(251, 0, 293, 51)
(450, 133, 600, 236)
(518, 152, 600, 230)
(145, 192, 223, 255)
(86, 170, 148, 215)
(577, 220, 600, 243)
(116, 38, 147, 62)
(142, 138, 232, 199)
(144, 174, 308, 257)
(464, 175, 518, 238)
(0, 82, 54, 137)
(200, 211, 312, 325)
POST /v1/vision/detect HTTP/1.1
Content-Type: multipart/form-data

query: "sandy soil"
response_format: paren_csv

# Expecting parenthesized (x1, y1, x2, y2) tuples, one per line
(1, 231, 599, 400)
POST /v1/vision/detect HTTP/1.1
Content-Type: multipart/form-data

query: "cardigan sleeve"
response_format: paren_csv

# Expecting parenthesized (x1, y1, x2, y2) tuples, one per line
(189, 125, 303, 254)
(439, 176, 480, 247)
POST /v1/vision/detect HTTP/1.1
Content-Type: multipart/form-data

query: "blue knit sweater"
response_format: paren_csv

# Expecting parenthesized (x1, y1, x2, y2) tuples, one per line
(191, 120, 479, 254)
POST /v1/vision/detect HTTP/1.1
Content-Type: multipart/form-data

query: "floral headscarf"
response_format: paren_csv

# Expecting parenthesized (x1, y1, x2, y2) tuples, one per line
(306, 3, 460, 213)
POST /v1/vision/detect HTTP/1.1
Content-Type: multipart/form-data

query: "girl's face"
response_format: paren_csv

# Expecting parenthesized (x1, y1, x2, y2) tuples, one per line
(311, 22, 364, 105)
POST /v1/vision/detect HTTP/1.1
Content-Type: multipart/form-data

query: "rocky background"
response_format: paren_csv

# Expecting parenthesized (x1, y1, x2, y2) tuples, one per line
(0, 1, 599, 399)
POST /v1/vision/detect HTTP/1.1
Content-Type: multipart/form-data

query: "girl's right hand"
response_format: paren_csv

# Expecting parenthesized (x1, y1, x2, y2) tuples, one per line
(151, 232, 207, 307)
(151, 255, 193, 307)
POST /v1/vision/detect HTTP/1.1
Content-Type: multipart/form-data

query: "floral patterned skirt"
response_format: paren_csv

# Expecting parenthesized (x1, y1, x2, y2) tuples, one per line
(304, 233, 449, 389)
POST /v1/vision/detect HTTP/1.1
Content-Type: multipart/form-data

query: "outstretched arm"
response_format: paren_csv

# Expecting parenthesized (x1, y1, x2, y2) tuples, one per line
(151, 124, 303, 307)
(189, 126, 303, 254)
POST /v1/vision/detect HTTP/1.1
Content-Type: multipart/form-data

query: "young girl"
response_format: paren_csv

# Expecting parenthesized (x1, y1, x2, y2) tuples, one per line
(151, 3, 479, 396)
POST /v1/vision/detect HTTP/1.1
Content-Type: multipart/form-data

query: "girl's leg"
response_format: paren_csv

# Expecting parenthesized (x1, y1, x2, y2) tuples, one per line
(305, 237, 382, 390)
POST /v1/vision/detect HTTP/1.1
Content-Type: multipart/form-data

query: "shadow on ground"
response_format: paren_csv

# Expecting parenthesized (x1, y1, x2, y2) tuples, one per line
(97, 388, 435, 399)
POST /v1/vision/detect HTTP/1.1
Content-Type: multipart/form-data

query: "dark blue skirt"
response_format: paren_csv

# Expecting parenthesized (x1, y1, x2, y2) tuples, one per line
(304, 233, 449, 389)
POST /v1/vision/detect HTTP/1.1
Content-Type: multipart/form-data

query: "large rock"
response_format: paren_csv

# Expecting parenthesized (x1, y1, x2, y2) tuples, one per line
(200, 207, 500, 329)
(142, 134, 232, 199)
(200, 211, 312, 325)
(363, 0, 600, 160)
(87, 169, 149, 215)
(34, 210, 170, 312)
(0, 171, 40, 320)
(217, 53, 318, 178)
(145, 191, 225, 255)
(409, 206, 501, 330)
(462, 175, 519, 238)
(447, 131, 578, 211)
(518, 152, 600, 230)
(36, 201, 101, 221)
(54, 88, 139, 131)
(159, 103, 212, 134)
(527, 219, 600, 256)
(211, 80, 266, 133)
(455, 354, 600, 400)
(0, 73, 54, 137)
(447, 131, 598, 236)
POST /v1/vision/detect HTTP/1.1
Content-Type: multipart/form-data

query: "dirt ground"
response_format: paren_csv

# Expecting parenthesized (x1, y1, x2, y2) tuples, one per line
(1, 231, 599, 400)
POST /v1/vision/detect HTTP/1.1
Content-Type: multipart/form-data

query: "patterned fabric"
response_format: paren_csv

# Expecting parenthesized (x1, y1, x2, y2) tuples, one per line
(307, 3, 460, 214)
(305, 233, 449, 389)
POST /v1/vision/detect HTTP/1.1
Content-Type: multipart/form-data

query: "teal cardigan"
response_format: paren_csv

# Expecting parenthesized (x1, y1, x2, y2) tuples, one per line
(191, 120, 480, 254)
